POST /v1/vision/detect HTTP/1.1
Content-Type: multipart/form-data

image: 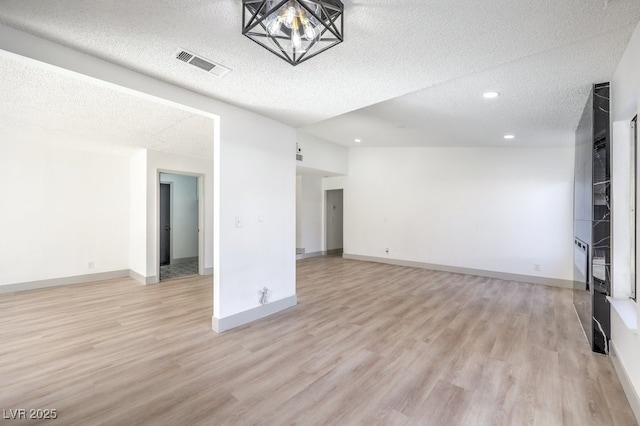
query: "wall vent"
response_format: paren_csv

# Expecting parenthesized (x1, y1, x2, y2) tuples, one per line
(174, 49, 231, 78)
(296, 154, 303, 161)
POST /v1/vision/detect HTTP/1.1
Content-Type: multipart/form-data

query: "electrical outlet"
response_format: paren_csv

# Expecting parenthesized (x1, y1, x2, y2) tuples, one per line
(88, 261, 95, 269)
(259, 287, 271, 305)
(533, 264, 541, 272)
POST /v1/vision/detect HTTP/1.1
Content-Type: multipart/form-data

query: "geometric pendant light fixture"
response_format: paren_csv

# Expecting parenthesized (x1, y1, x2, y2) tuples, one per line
(242, 0, 344, 66)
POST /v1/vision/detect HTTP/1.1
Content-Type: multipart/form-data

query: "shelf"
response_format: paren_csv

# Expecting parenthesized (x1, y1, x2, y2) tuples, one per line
(607, 297, 638, 331)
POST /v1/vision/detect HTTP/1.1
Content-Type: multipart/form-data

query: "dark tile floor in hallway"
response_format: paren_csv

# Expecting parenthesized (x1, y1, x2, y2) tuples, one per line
(160, 260, 198, 281)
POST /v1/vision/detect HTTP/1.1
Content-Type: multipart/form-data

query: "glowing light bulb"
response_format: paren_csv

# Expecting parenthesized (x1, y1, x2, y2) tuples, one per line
(302, 19, 316, 40)
(313, 23, 324, 38)
(292, 27, 302, 50)
(267, 17, 282, 35)
(284, 6, 297, 28)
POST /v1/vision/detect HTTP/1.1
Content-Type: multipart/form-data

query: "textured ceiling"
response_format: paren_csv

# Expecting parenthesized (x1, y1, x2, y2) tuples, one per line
(0, 55, 214, 158)
(0, 0, 639, 152)
(301, 24, 635, 148)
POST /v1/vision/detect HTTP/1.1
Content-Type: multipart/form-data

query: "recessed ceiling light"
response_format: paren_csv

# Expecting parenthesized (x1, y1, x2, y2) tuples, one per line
(354, 138, 362, 143)
(483, 92, 500, 99)
(504, 134, 515, 140)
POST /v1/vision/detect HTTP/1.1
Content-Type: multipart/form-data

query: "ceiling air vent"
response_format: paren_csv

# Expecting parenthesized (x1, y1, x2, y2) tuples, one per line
(174, 49, 231, 78)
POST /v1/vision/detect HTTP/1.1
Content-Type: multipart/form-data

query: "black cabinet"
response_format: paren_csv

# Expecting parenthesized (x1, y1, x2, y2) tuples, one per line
(591, 82, 611, 355)
(572, 82, 611, 355)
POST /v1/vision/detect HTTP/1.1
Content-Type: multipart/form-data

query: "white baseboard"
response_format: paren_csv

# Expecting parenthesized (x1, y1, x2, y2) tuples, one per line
(212, 295, 297, 333)
(0, 270, 131, 294)
(572, 303, 590, 347)
(128, 270, 158, 285)
(342, 253, 573, 289)
(296, 251, 325, 260)
(296, 249, 344, 260)
(0, 266, 205, 293)
(610, 341, 640, 423)
(131, 268, 212, 284)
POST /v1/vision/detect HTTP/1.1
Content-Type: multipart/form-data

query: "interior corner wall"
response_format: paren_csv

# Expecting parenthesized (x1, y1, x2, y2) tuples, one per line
(160, 173, 199, 261)
(0, 140, 130, 287)
(343, 146, 575, 282)
(610, 18, 640, 421)
(129, 149, 148, 278)
(297, 174, 323, 254)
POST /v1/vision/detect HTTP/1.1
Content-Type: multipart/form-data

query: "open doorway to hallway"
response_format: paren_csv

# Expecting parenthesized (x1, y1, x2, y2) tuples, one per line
(159, 172, 201, 281)
(295, 172, 344, 259)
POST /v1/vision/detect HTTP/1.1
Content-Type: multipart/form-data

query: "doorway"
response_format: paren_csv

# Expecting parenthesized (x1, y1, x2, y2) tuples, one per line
(159, 173, 201, 281)
(159, 183, 171, 266)
(325, 189, 343, 255)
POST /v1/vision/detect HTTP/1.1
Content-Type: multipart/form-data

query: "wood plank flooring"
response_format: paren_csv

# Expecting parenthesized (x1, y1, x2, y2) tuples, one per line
(0, 256, 636, 425)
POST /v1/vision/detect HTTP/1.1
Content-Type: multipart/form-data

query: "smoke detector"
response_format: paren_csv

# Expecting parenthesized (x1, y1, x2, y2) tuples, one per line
(175, 49, 231, 78)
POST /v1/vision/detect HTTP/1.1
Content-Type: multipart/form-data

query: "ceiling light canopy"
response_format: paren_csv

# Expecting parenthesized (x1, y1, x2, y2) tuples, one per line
(242, 0, 344, 66)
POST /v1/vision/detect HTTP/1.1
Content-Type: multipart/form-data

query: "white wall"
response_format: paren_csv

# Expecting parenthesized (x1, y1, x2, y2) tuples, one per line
(344, 147, 575, 281)
(324, 176, 346, 191)
(611, 20, 640, 299)
(215, 111, 296, 321)
(610, 18, 640, 419)
(296, 174, 323, 253)
(612, 121, 633, 298)
(0, 141, 130, 286)
(1, 24, 297, 331)
(294, 135, 348, 255)
(296, 132, 349, 175)
(160, 173, 199, 261)
(129, 149, 147, 278)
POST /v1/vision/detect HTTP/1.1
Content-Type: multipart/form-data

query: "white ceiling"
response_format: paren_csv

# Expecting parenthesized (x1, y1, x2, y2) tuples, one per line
(0, 0, 639, 153)
(0, 54, 215, 158)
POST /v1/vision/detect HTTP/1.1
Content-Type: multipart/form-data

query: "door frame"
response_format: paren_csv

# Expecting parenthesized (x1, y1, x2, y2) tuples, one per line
(156, 171, 205, 280)
(159, 181, 173, 266)
(324, 188, 344, 255)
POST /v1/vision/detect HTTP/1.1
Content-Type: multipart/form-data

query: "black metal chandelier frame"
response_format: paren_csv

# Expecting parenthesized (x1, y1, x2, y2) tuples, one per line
(242, 0, 344, 66)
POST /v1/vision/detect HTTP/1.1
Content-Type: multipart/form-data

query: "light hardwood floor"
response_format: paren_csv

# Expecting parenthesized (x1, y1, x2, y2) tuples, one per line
(0, 256, 636, 425)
